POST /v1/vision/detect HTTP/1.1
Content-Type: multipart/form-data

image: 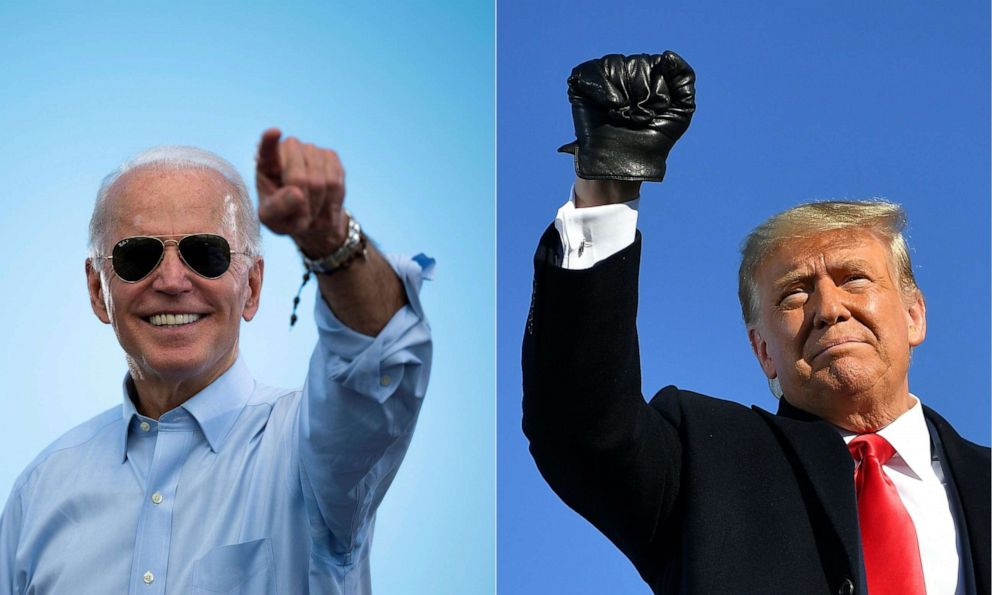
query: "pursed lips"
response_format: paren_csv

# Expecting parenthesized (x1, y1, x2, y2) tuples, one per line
(809, 337, 867, 360)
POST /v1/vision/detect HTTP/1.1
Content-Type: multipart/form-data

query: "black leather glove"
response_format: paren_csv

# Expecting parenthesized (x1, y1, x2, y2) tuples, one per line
(558, 51, 696, 182)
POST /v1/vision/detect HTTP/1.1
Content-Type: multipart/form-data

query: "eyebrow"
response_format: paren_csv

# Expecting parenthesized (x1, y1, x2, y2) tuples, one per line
(771, 258, 879, 290)
(772, 269, 809, 290)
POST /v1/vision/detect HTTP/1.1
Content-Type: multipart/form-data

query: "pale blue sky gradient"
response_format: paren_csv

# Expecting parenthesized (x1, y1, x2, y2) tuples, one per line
(498, 1, 990, 593)
(0, 2, 493, 593)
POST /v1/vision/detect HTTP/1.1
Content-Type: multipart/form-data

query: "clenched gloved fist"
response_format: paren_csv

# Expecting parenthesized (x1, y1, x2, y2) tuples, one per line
(558, 51, 696, 182)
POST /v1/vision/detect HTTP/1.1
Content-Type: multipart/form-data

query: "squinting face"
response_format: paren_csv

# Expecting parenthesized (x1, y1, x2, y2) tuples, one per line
(86, 167, 263, 390)
(747, 228, 926, 428)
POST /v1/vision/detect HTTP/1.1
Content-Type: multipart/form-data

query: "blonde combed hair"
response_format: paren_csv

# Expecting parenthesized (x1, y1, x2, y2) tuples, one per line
(738, 200, 919, 326)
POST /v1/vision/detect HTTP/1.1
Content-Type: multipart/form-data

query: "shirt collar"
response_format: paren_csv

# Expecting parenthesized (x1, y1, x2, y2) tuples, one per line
(119, 380, 139, 462)
(118, 356, 255, 462)
(839, 394, 933, 481)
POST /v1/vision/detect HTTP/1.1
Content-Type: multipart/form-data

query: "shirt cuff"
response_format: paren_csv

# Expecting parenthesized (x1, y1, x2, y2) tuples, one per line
(554, 185, 639, 270)
(312, 253, 434, 402)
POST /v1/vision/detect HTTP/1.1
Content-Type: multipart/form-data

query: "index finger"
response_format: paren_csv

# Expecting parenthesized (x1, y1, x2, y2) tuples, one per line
(256, 127, 283, 179)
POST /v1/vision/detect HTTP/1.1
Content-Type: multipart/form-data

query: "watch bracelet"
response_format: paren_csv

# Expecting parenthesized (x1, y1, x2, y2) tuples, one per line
(300, 214, 367, 274)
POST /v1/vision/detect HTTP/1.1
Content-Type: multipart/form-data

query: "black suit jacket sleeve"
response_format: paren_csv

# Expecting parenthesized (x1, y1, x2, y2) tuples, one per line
(522, 225, 684, 575)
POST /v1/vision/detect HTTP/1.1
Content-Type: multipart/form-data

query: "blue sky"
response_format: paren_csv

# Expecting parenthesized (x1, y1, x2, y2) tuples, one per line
(0, 2, 493, 593)
(497, 1, 990, 593)
(0, 2, 987, 594)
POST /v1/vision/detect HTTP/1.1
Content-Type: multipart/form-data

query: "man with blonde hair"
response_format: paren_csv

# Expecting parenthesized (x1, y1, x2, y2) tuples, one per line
(524, 52, 989, 595)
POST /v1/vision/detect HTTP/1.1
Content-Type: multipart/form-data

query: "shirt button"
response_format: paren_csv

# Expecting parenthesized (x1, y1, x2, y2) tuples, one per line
(143, 571, 154, 584)
(151, 492, 163, 505)
(140, 422, 151, 432)
(380, 374, 392, 386)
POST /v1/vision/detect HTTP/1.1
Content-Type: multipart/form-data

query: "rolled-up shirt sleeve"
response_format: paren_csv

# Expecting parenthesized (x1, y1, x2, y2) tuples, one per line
(298, 253, 434, 573)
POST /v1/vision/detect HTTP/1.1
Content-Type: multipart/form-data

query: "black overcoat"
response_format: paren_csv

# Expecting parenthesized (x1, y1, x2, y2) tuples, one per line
(522, 227, 990, 595)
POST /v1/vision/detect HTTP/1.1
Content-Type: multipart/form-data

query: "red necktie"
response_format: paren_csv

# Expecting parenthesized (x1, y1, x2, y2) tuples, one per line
(848, 434, 927, 595)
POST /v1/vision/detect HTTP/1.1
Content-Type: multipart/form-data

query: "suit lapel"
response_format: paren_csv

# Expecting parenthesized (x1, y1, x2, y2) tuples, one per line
(753, 400, 865, 591)
(923, 406, 991, 595)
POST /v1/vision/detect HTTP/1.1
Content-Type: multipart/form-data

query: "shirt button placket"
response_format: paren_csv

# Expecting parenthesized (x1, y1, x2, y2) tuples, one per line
(130, 422, 191, 594)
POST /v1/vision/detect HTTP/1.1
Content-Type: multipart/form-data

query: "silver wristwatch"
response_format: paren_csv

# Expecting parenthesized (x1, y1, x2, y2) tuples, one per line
(300, 213, 367, 274)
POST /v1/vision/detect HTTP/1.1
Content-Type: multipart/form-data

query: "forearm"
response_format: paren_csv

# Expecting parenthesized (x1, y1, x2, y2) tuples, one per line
(296, 234, 407, 336)
(319, 247, 406, 336)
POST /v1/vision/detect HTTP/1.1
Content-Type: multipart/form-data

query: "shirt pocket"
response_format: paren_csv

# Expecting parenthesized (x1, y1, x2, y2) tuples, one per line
(191, 538, 276, 595)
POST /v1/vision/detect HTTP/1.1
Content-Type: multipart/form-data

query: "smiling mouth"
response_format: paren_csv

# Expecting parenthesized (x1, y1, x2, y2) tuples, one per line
(145, 313, 204, 327)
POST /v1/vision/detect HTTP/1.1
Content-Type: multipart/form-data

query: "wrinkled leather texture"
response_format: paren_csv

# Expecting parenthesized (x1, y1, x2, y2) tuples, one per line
(559, 51, 696, 181)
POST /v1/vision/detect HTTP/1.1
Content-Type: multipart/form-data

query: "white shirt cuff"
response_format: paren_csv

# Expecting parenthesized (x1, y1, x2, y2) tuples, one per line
(553, 186, 639, 270)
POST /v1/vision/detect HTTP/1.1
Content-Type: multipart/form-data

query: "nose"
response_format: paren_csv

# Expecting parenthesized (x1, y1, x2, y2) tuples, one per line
(811, 281, 851, 329)
(150, 244, 194, 295)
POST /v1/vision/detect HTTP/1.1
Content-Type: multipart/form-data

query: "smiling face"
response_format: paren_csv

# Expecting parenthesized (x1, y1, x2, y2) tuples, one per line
(747, 228, 926, 430)
(86, 166, 263, 391)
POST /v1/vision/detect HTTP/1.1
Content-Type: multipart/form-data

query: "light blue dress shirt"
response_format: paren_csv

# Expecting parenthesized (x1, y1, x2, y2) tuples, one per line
(0, 254, 433, 595)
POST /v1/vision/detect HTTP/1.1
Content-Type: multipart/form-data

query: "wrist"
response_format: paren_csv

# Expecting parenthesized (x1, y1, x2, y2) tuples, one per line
(573, 178, 642, 208)
(297, 214, 367, 275)
(293, 216, 349, 259)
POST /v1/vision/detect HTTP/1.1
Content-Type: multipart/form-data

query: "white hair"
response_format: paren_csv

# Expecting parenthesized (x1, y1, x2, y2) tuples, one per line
(87, 146, 262, 259)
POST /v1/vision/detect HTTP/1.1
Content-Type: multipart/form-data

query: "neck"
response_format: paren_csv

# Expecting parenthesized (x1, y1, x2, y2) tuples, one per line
(787, 379, 915, 433)
(831, 395, 914, 433)
(127, 353, 237, 419)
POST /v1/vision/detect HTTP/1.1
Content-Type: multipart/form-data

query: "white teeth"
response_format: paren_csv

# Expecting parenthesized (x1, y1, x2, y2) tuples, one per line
(148, 313, 202, 327)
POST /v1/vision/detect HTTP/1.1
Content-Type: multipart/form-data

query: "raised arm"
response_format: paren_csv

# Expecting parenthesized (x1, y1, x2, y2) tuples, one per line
(523, 52, 697, 571)
(255, 129, 432, 585)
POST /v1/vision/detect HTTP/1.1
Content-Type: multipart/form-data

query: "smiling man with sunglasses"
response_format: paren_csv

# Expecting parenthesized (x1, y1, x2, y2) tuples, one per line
(0, 128, 432, 594)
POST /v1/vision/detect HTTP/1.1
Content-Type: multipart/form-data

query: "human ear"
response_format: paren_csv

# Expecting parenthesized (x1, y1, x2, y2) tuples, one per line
(748, 326, 777, 380)
(85, 259, 112, 325)
(242, 258, 264, 322)
(905, 290, 926, 347)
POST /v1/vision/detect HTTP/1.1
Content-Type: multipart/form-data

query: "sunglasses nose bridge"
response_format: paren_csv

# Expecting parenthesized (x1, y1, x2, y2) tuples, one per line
(153, 241, 196, 286)
(160, 239, 183, 269)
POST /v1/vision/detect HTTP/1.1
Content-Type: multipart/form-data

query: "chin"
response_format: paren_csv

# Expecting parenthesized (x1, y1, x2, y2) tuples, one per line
(812, 356, 881, 390)
(807, 376, 886, 405)
(128, 348, 228, 383)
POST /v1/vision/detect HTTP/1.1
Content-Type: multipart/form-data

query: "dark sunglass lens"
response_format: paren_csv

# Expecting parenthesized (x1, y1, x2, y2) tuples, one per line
(179, 234, 232, 278)
(112, 237, 164, 282)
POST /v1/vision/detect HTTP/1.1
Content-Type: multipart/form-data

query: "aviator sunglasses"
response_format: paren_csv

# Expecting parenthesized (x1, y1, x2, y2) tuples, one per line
(97, 234, 247, 283)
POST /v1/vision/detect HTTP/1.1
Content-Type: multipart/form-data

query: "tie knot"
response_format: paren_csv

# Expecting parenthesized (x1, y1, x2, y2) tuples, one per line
(848, 433, 896, 465)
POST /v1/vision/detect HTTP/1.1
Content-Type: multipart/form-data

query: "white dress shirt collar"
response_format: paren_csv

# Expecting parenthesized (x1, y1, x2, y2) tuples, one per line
(838, 395, 933, 482)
